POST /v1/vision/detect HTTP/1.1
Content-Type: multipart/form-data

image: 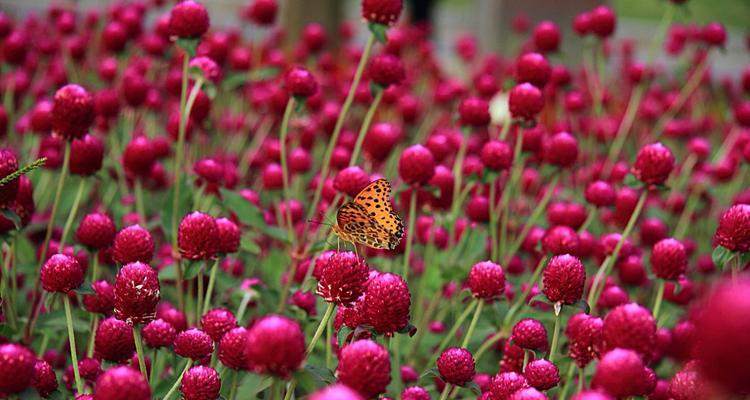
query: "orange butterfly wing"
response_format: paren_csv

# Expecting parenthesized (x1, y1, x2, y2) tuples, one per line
(336, 179, 404, 250)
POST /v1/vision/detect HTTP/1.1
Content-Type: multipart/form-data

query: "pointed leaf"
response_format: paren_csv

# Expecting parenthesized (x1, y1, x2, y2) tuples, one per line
(183, 261, 203, 280)
(528, 293, 551, 307)
(465, 381, 482, 395)
(368, 22, 388, 44)
(573, 299, 590, 314)
(240, 236, 261, 255)
(712, 245, 734, 270)
(0, 208, 21, 229)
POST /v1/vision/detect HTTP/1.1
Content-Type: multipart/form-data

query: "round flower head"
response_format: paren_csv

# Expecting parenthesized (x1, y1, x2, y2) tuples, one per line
(399, 144, 435, 186)
(590, 5, 616, 38)
(468, 261, 505, 300)
(93, 366, 150, 400)
(516, 52, 551, 88)
(181, 366, 221, 400)
(174, 328, 214, 360)
(361, 0, 402, 26)
(285, 67, 318, 98)
(95, 317, 135, 362)
(592, 348, 653, 398)
(310, 384, 365, 400)
(52, 84, 94, 140)
(245, 0, 278, 25)
(632, 143, 674, 186)
(570, 391, 614, 400)
(362, 272, 411, 335)
(458, 96, 491, 127)
(566, 313, 603, 368)
(334, 167, 370, 197)
(601, 303, 656, 360)
(542, 226, 580, 255)
(437, 347, 475, 386)
(215, 217, 240, 254)
(142, 319, 177, 349)
(113, 225, 154, 264)
(70, 134, 104, 176)
(83, 280, 115, 314)
(41, 253, 84, 293)
(316, 251, 369, 306)
(369, 53, 405, 88)
(218, 327, 248, 370)
(585, 180, 615, 207)
(542, 254, 586, 304)
(511, 318, 548, 351)
(481, 140, 513, 171)
(533, 20, 560, 53)
(114, 262, 160, 325)
(650, 238, 687, 280)
(490, 372, 529, 400)
(401, 386, 430, 400)
(189, 56, 221, 83)
(695, 279, 750, 394)
(510, 387, 549, 400)
(544, 132, 579, 168)
(76, 212, 116, 250)
(168, 0, 209, 39)
(509, 83, 544, 120)
(178, 212, 219, 260)
(337, 339, 391, 399)
(201, 308, 237, 342)
(32, 360, 58, 398)
(714, 204, 750, 253)
(0, 149, 19, 207)
(245, 315, 305, 377)
(0, 344, 36, 395)
(524, 359, 559, 390)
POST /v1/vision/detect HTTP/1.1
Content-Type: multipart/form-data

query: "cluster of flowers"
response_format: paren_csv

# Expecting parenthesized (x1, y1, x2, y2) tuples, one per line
(0, 0, 749, 399)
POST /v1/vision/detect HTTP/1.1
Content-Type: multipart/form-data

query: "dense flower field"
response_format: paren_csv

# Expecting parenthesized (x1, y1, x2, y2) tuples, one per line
(0, 0, 749, 399)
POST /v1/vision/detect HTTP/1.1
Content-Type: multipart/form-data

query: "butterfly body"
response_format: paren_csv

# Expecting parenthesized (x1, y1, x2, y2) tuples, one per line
(332, 179, 403, 250)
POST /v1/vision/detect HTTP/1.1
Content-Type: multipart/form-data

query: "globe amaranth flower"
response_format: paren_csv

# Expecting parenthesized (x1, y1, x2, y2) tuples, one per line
(437, 347, 475, 386)
(142, 319, 177, 349)
(523, 359, 559, 390)
(218, 327, 248, 370)
(650, 238, 687, 280)
(337, 339, 391, 399)
(468, 261, 505, 300)
(592, 348, 655, 398)
(490, 371, 529, 400)
(113, 225, 154, 264)
(511, 318, 548, 351)
(601, 303, 656, 360)
(310, 384, 365, 400)
(32, 359, 58, 398)
(181, 366, 221, 400)
(178, 212, 219, 260)
(114, 262, 160, 325)
(542, 254, 586, 305)
(174, 328, 214, 360)
(714, 204, 750, 253)
(168, 0, 209, 39)
(362, 272, 411, 336)
(93, 366, 150, 400)
(566, 313, 603, 368)
(0, 344, 36, 395)
(245, 315, 305, 377)
(316, 251, 369, 306)
(632, 142, 674, 186)
(94, 317, 135, 363)
(200, 308, 237, 342)
(52, 84, 94, 140)
(76, 212, 116, 250)
(41, 253, 85, 293)
(361, 0, 402, 26)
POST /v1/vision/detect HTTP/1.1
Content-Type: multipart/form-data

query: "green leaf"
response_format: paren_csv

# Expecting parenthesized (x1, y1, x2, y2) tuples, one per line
(203, 82, 217, 99)
(176, 38, 199, 58)
(419, 367, 440, 380)
(162, 175, 192, 243)
(183, 261, 204, 280)
(623, 173, 642, 189)
(528, 293, 551, 307)
(159, 265, 177, 280)
(219, 188, 264, 226)
(240, 235, 261, 255)
(368, 22, 388, 44)
(0, 208, 21, 228)
(304, 364, 336, 384)
(221, 72, 250, 91)
(574, 299, 591, 314)
(465, 381, 482, 395)
(337, 326, 352, 347)
(712, 245, 735, 270)
(370, 80, 384, 98)
(740, 251, 750, 266)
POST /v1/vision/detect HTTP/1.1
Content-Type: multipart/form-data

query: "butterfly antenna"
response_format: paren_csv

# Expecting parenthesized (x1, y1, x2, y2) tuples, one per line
(308, 218, 333, 227)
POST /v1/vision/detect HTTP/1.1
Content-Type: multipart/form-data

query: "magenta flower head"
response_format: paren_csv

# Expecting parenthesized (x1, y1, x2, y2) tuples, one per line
(650, 238, 687, 280)
(178, 212, 219, 260)
(590, 5, 616, 38)
(601, 303, 656, 359)
(76, 212, 116, 250)
(95, 317, 135, 362)
(509, 82, 544, 121)
(585, 180, 615, 208)
(181, 366, 221, 400)
(215, 217, 240, 254)
(714, 204, 750, 253)
(285, 67, 318, 98)
(142, 319, 177, 349)
(509, 387, 548, 400)
(245, 315, 305, 377)
(32, 359, 59, 398)
(437, 347, 475, 386)
(70, 134, 104, 176)
(516, 52, 551, 88)
(113, 225, 154, 264)
(201, 308, 237, 342)
(93, 366, 150, 400)
(362, 272, 411, 336)
(542, 226, 580, 255)
(316, 251, 369, 306)
(490, 372, 529, 400)
(458, 96, 491, 127)
(544, 132, 579, 168)
(592, 348, 654, 398)
(481, 140, 513, 171)
(570, 391, 614, 400)
(83, 280, 115, 315)
(310, 384, 365, 400)
(632, 143, 674, 186)
(245, 0, 278, 25)
(52, 84, 94, 140)
(0, 149, 19, 207)
(694, 278, 750, 394)
(334, 166, 370, 197)
(41, 253, 84, 293)
(337, 339, 391, 399)
(543, 254, 586, 305)
(369, 54, 405, 88)
(566, 313, 603, 368)
(361, 0, 402, 26)
(168, 0, 209, 39)
(401, 386, 430, 400)
(524, 359, 559, 390)
(399, 144, 435, 186)
(511, 318, 548, 351)
(468, 261, 505, 300)
(0, 344, 36, 395)
(114, 262, 160, 325)
(174, 328, 214, 360)
(218, 327, 248, 370)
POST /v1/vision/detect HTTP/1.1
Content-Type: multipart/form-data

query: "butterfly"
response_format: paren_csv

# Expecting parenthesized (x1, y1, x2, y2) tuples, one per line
(331, 178, 404, 250)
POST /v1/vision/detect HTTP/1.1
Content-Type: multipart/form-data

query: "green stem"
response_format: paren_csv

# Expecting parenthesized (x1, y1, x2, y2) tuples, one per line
(133, 326, 149, 383)
(236, 291, 253, 324)
(588, 190, 648, 311)
(500, 137, 524, 256)
(86, 314, 99, 358)
(461, 300, 483, 349)
(134, 179, 146, 225)
(202, 258, 220, 315)
(522, 350, 530, 372)
(504, 173, 560, 263)
(428, 300, 477, 367)
(278, 97, 296, 244)
(59, 178, 87, 248)
(304, 33, 375, 226)
(548, 304, 562, 363)
(271, 378, 282, 400)
(577, 207, 597, 234)
(350, 89, 384, 165)
(603, 85, 644, 177)
(150, 348, 159, 384)
(306, 303, 335, 355)
(439, 384, 453, 400)
(401, 188, 418, 279)
(229, 370, 240, 400)
(489, 178, 499, 261)
(503, 255, 549, 330)
(162, 359, 193, 400)
(652, 279, 666, 320)
(389, 336, 402, 398)
(64, 295, 84, 394)
(653, 56, 709, 140)
(450, 129, 471, 222)
(559, 362, 576, 400)
(474, 331, 504, 363)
